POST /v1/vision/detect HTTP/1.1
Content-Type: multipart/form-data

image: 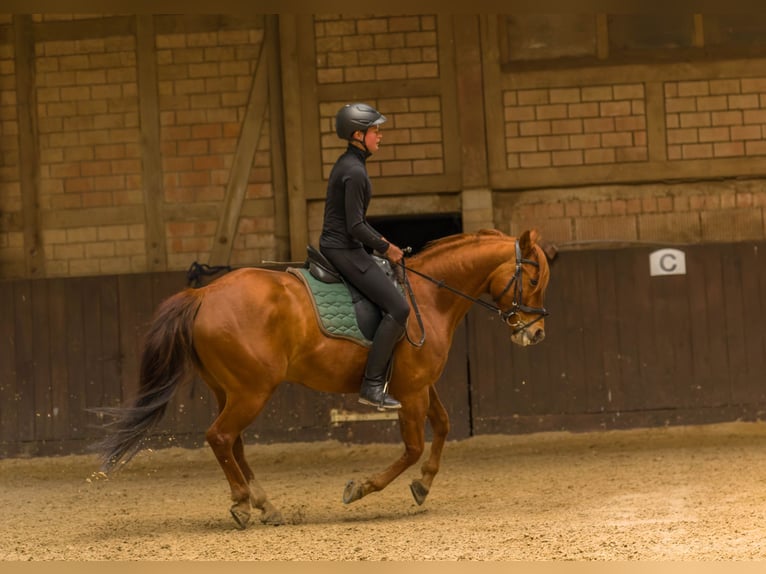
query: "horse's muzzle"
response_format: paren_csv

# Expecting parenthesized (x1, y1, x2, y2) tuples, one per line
(511, 325, 545, 347)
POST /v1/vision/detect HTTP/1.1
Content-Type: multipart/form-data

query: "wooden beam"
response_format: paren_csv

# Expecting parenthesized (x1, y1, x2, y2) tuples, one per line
(14, 15, 45, 278)
(208, 25, 270, 266)
(452, 14, 488, 190)
(135, 15, 167, 271)
(33, 16, 135, 42)
(279, 15, 309, 260)
(266, 15, 290, 261)
(479, 15, 508, 186)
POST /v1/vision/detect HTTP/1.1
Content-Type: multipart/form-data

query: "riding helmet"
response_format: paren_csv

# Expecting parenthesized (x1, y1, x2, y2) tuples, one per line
(335, 103, 387, 140)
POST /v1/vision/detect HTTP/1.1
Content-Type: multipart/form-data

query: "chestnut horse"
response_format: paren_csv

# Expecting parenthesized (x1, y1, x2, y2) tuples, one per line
(95, 228, 550, 529)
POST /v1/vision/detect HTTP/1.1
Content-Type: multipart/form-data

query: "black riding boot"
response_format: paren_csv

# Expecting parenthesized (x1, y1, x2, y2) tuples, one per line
(359, 314, 405, 410)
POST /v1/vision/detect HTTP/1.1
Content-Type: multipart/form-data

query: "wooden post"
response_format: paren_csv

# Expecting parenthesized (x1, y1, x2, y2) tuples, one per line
(266, 15, 290, 261)
(279, 15, 309, 260)
(14, 15, 45, 278)
(135, 15, 167, 271)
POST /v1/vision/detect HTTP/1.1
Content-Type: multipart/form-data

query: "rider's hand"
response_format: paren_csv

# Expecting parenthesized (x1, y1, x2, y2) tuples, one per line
(384, 242, 404, 265)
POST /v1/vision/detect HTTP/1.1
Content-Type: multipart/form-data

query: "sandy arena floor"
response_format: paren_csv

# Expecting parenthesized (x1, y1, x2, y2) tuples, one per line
(2, 421, 766, 561)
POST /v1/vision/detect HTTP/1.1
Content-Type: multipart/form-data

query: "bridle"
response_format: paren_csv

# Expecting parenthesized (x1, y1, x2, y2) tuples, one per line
(398, 239, 549, 347)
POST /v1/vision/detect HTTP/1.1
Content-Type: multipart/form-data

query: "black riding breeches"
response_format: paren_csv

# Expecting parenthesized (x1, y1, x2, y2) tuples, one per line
(321, 246, 409, 326)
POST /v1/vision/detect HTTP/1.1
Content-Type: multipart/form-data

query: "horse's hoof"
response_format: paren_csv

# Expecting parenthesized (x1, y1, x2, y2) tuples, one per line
(342, 480, 364, 504)
(410, 480, 429, 506)
(230, 506, 251, 529)
(260, 508, 284, 526)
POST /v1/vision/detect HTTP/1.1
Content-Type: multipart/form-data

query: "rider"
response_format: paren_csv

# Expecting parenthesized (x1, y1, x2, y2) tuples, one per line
(319, 103, 410, 410)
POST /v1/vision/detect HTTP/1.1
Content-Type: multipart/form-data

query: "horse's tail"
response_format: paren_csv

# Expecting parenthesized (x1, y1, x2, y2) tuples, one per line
(93, 288, 203, 473)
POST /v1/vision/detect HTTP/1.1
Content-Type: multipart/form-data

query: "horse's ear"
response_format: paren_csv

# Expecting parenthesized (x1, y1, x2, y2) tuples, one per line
(519, 229, 540, 257)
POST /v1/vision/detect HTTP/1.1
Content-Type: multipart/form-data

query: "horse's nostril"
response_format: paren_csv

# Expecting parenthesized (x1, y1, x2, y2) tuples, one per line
(534, 329, 545, 342)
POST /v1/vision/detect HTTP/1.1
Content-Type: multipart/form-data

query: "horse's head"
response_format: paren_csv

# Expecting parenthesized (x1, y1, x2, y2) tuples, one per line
(488, 229, 550, 347)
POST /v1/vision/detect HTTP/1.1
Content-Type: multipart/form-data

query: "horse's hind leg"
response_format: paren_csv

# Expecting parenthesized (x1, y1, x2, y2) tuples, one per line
(206, 394, 278, 529)
(410, 386, 450, 505)
(233, 434, 283, 525)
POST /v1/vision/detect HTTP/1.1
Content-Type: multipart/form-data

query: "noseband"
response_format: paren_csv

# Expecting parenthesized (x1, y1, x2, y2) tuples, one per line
(494, 239, 549, 333)
(399, 239, 549, 345)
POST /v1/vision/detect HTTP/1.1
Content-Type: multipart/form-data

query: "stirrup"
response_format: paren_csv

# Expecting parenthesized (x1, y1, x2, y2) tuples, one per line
(358, 381, 402, 410)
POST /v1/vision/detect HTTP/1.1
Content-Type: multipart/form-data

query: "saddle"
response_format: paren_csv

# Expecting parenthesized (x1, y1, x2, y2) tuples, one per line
(287, 246, 402, 345)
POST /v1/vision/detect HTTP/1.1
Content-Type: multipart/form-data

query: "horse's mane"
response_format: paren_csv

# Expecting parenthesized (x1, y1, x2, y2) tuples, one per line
(412, 228, 548, 296)
(416, 229, 506, 259)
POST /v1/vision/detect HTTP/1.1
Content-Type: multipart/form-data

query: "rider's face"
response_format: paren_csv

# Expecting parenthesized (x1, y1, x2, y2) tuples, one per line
(354, 126, 382, 153)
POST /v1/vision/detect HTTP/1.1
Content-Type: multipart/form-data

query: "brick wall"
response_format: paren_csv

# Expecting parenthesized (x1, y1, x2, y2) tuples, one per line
(314, 15, 438, 84)
(503, 84, 647, 169)
(5, 14, 766, 281)
(666, 78, 766, 160)
(0, 40, 22, 276)
(155, 25, 274, 269)
(499, 75, 766, 246)
(0, 15, 277, 279)
(496, 180, 766, 246)
(35, 33, 144, 276)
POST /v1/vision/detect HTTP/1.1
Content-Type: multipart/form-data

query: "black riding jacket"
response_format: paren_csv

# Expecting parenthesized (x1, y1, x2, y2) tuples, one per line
(319, 145, 389, 254)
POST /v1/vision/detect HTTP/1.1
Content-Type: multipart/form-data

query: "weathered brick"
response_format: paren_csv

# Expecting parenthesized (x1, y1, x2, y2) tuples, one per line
(567, 102, 599, 118)
(682, 143, 713, 159)
(698, 127, 730, 143)
(677, 80, 709, 97)
(581, 86, 612, 102)
(728, 94, 760, 109)
(583, 148, 615, 164)
(519, 151, 551, 168)
(519, 120, 551, 137)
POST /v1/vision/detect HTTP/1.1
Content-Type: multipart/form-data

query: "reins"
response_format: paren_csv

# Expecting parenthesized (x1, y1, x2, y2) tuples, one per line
(397, 239, 548, 346)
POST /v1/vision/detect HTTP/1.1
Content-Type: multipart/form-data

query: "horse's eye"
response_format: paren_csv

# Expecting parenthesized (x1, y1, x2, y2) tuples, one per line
(530, 278, 538, 287)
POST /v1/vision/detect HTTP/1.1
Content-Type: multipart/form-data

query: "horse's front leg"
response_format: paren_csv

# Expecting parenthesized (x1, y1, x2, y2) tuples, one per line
(343, 387, 429, 504)
(410, 385, 450, 505)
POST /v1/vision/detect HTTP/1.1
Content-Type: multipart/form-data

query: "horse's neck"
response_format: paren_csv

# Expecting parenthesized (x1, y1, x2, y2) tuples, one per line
(412, 236, 515, 325)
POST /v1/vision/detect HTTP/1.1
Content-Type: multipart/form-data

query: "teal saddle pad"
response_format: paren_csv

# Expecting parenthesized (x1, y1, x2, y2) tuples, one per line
(289, 267, 372, 346)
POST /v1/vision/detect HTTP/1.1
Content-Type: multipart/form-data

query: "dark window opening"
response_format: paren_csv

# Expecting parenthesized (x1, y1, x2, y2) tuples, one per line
(368, 212, 463, 255)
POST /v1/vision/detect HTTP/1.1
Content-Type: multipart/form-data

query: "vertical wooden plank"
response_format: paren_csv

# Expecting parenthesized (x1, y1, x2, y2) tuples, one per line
(47, 278, 71, 447)
(31, 279, 53, 442)
(553, 250, 588, 415)
(13, 15, 45, 277)
(117, 273, 154, 401)
(737, 243, 766, 401)
(266, 14, 290, 261)
(0, 280, 18, 450)
(13, 280, 35, 443)
(279, 15, 309, 260)
(578, 252, 610, 415)
(151, 272, 188, 435)
(722, 243, 752, 403)
(65, 278, 87, 441)
(522, 252, 566, 418)
(210, 22, 270, 265)
(436, 15, 461, 183)
(81, 277, 105, 440)
(479, 15, 509, 187)
(700, 245, 732, 406)
(452, 14, 487, 190)
(435, 320, 471, 440)
(648, 270, 692, 409)
(686, 244, 716, 408)
(99, 277, 122, 410)
(467, 306, 499, 431)
(136, 15, 167, 271)
(613, 249, 646, 412)
(595, 250, 625, 416)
